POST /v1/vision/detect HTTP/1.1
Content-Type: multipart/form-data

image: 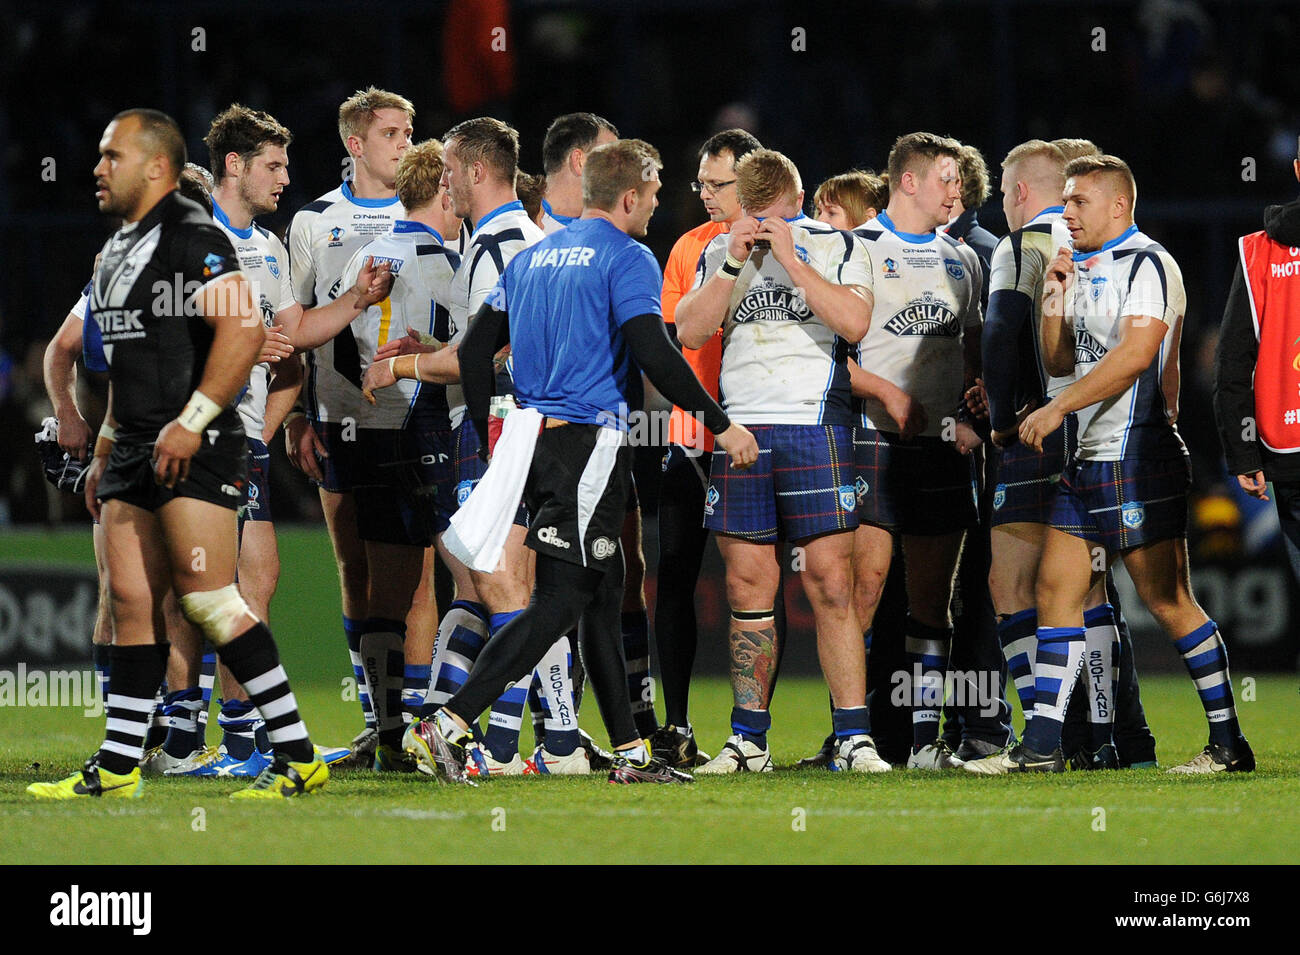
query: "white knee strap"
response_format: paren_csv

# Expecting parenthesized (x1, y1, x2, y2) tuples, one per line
(179, 585, 253, 646)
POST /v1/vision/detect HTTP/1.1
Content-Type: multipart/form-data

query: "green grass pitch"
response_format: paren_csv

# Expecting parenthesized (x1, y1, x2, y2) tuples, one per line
(1, 528, 1296, 865)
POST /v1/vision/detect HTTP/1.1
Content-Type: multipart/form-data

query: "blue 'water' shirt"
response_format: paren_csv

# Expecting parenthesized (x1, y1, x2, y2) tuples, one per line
(495, 217, 662, 427)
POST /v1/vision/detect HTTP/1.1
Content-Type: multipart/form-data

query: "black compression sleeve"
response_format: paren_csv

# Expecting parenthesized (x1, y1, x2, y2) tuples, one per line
(459, 301, 511, 450)
(982, 288, 1034, 434)
(623, 313, 730, 436)
(1213, 260, 1262, 475)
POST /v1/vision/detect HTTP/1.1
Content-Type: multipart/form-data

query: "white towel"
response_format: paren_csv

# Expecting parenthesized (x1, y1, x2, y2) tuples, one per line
(444, 408, 542, 573)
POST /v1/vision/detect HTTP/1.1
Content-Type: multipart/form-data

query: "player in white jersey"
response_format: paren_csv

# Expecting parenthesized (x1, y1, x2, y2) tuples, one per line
(297, 140, 459, 765)
(968, 155, 1252, 774)
(849, 132, 984, 771)
(676, 149, 885, 774)
(283, 88, 413, 760)
(539, 112, 618, 233)
(160, 105, 361, 776)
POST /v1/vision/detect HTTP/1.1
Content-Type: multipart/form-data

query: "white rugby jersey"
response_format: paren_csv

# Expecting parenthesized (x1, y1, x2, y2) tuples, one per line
(694, 214, 868, 425)
(340, 221, 461, 429)
(541, 198, 577, 236)
(212, 199, 296, 440)
(986, 207, 1075, 402)
(852, 211, 983, 436)
(288, 180, 404, 423)
(447, 200, 545, 427)
(1066, 225, 1188, 461)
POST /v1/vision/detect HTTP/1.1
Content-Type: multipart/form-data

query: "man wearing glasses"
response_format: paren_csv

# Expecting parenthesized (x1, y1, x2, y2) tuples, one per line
(652, 129, 763, 768)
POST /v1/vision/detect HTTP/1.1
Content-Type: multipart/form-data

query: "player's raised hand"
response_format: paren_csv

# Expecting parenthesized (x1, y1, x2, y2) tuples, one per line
(375, 326, 436, 361)
(1019, 401, 1065, 453)
(726, 217, 761, 262)
(756, 216, 796, 267)
(1047, 245, 1074, 286)
(716, 422, 759, 470)
(258, 324, 293, 363)
(352, 256, 394, 308)
(152, 419, 202, 488)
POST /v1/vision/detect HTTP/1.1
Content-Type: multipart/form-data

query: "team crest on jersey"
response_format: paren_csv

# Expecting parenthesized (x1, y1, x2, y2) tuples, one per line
(203, 253, 225, 278)
(882, 291, 959, 337)
(1086, 275, 1108, 300)
(733, 280, 812, 324)
(993, 483, 1006, 510)
(1074, 328, 1106, 364)
(854, 476, 869, 502)
(265, 255, 281, 279)
(794, 244, 810, 263)
(882, 258, 899, 277)
(838, 485, 856, 511)
(1121, 501, 1145, 529)
(704, 485, 720, 515)
(456, 480, 474, 506)
(328, 226, 345, 246)
(943, 257, 965, 280)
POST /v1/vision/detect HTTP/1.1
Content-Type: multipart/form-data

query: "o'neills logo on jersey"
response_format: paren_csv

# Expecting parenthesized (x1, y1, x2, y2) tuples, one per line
(97, 309, 146, 339)
(882, 292, 958, 337)
(733, 283, 811, 324)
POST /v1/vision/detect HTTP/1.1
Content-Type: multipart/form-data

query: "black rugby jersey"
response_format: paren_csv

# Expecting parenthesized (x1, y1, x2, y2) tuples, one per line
(92, 191, 243, 442)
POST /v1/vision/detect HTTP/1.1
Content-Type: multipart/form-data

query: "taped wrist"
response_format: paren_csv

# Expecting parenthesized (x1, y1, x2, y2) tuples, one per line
(392, 353, 419, 381)
(178, 390, 222, 434)
(94, 423, 116, 458)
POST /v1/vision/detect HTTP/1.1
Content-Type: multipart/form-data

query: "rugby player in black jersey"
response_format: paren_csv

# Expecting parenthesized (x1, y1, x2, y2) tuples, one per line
(29, 109, 326, 799)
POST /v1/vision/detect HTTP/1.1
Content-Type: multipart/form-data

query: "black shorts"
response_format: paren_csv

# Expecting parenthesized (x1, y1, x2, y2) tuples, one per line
(353, 427, 454, 547)
(241, 438, 273, 524)
(98, 434, 248, 513)
(853, 427, 979, 535)
(310, 419, 358, 494)
(524, 424, 631, 568)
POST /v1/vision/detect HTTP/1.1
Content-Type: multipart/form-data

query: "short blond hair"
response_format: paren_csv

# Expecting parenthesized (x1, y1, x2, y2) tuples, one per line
(736, 149, 802, 213)
(1002, 140, 1066, 192)
(583, 139, 662, 211)
(1065, 153, 1136, 207)
(338, 87, 415, 148)
(814, 170, 887, 226)
(395, 140, 445, 211)
(1051, 138, 1101, 163)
